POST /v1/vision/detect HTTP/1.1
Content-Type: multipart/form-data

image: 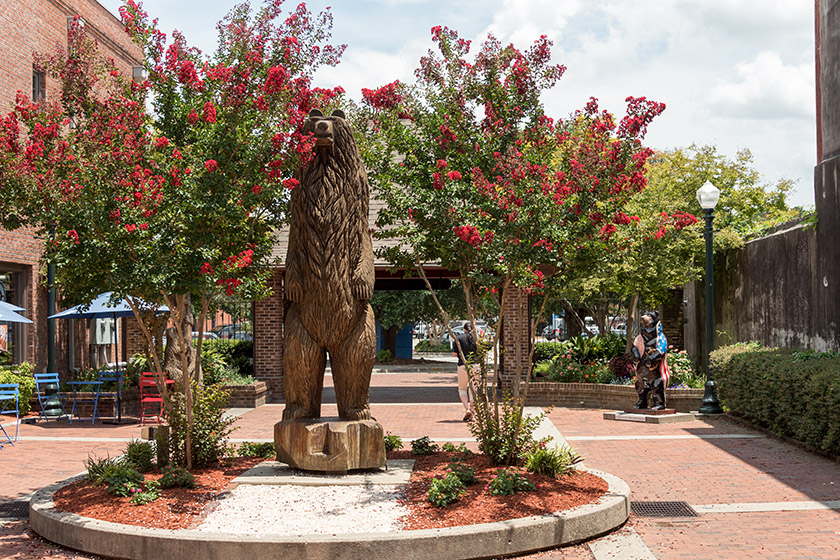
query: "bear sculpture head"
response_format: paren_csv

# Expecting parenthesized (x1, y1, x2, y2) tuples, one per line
(303, 109, 348, 148)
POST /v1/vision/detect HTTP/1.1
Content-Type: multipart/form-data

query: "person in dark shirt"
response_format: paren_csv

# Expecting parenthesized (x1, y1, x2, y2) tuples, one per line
(452, 323, 477, 421)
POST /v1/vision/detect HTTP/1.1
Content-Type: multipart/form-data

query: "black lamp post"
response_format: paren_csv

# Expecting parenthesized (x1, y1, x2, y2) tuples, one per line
(696, 181, 723, 414)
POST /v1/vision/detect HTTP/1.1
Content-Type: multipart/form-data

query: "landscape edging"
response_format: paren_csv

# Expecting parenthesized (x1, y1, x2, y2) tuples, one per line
(30, 469, 629, 560)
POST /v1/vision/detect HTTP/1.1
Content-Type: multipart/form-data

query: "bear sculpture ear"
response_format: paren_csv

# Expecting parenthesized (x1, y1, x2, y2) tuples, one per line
(309, 109, 324, 118)
(331, 109, 346, 120)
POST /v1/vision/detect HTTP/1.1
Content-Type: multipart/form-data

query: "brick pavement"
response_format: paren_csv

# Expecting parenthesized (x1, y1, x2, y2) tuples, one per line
(3, 373, 840, 559)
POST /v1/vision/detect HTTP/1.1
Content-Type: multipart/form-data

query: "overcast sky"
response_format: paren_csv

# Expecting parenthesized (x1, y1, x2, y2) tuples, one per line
(99, 0, 818, 206)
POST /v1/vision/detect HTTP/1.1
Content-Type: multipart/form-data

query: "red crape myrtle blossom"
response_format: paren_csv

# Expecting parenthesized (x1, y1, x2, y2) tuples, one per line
(0, 3, 346, 469)
(358, 25, 665, 422)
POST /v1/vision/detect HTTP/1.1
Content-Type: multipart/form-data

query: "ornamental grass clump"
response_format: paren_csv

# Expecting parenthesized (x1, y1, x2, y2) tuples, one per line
(523, 441, 583, 477)
(426, 472, 466, 507)
(125, 439, 156, 472)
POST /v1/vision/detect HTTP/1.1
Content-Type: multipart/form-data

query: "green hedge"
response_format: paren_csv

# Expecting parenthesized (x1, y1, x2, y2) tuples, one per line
(712, 343, 840, 456)
(533, 342, 567, 362)
(0, 362, 35, 415)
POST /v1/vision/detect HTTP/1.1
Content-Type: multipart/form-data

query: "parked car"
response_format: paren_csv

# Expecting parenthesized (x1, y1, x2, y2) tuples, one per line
(541, 325, 556, 340)
(215, 324, 253, 341)
(449, 319, 491, 338)
(192, 331, 218, 340)
(413, 323, 428, 339)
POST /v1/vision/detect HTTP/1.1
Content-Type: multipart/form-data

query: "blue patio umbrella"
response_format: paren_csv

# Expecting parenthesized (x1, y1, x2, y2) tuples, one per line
(0, 307, 33, 324)
(0, 301, 26, 313)
(48, 292, 169, 424)
(48, 292, 167, 320)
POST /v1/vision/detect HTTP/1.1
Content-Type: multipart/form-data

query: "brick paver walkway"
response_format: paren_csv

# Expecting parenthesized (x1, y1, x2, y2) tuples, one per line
(2, 368, 840, 559)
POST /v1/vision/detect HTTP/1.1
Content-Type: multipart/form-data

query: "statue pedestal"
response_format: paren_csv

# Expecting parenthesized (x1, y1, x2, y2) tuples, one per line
(623, 408, 676, 415)
(273, 417, 386, 474)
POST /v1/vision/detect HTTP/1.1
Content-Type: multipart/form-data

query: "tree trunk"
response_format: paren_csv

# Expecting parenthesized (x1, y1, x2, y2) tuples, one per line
(625, 293, 640, 353)
(383, 325, 399, 357)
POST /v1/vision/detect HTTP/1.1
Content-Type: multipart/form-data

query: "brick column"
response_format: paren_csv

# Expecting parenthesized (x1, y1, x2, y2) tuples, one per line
(498, 285, 531, 389)
(253, 269, 284, 399)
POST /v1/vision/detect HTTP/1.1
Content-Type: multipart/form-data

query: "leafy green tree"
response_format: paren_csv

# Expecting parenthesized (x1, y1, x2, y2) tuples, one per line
(560, 144, 804, 347)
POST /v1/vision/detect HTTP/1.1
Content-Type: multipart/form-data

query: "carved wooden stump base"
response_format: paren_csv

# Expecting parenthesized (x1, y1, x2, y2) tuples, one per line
(273, 417, 386, 474)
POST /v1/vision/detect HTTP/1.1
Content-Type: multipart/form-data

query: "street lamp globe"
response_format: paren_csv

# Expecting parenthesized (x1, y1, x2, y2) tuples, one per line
(696, 180, 720, 210)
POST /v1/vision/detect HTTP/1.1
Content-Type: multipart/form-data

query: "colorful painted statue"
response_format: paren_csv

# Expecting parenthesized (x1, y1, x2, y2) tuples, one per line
(631, 311, 670, 410)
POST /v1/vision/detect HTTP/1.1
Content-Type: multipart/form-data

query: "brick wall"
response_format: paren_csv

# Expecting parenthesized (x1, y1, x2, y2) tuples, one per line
(253, 269, 284, 399)
(499, 285, 531, 388)
(523, 382, 704, 413)
(0, 0, 142, 102)
(0, 0, 142, 376)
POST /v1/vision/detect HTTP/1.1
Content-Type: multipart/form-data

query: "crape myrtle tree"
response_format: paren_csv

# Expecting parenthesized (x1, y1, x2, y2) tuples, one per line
(0, 1, 344, 468)
(357, 26, 664, 464)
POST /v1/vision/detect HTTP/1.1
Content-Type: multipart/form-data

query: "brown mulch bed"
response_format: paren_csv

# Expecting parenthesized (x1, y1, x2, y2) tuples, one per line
(52, 457, 264, 530)
(390, 450, 608, 530)
(52, 451, 607, 532)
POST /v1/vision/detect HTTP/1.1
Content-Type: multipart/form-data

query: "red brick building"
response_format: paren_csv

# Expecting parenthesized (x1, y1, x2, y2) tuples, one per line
(0, 0, 142, 372)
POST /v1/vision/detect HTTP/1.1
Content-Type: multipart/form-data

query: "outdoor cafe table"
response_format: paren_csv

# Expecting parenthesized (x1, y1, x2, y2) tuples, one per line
(66, 380, 102, 424)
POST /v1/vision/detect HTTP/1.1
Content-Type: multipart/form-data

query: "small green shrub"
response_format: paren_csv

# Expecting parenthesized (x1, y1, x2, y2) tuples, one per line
(129, 479, 161, 505)
(103, 466, 145, 497)
(411, 436, 438, 456)
(0, 362, 36, 414)
(167, 382, 237, 468)
(486, 468, 536, 496)
(426, 472, 465, 507)
(533, 342, 568, 362)
(125, 439, 155, 472)
(237, 441, 276, 459)
(159, 465, 196, 489)
(384, 433, 403, 452)
(608, 353, 635, 379)
(666, 349, 703, 388)
(414, 340, 451, 353)
(447, 461, 477, 485)
(469, 393, 543, 466)
(376, 349, 392, 363)
(523, 442, 583, 477)
(441, 442, 471, 454)
(201, 339, 254, 384)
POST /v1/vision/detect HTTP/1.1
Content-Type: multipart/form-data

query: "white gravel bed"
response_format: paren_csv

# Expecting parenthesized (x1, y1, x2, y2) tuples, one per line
(195, 484, 409, 535)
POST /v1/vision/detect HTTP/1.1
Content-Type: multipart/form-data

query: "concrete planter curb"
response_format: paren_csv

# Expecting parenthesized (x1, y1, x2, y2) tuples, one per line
(30, 469, 629, 560)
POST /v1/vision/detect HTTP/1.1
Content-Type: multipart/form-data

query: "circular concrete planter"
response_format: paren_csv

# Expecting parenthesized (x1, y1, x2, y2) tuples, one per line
(30, 469, 629, 560)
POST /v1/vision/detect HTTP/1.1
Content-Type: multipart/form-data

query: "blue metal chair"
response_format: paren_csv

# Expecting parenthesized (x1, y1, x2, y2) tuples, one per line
(33, 373, 69, 422)
(0, 383, 20, 447)
(97, 371, 123, 423)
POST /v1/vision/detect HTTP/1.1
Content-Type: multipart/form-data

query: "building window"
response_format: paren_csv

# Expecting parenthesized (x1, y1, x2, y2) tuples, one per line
(32, 69, 46, 102)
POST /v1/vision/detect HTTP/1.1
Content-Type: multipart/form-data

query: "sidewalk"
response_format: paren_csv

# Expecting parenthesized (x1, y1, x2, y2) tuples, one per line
(2, 368, 840, 559)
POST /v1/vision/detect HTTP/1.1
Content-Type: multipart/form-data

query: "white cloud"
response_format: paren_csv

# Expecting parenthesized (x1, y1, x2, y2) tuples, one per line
(708, 52, 815, 120)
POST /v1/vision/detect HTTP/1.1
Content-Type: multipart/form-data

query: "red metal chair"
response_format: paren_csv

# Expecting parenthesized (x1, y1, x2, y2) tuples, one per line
(139, 372, 167, 425)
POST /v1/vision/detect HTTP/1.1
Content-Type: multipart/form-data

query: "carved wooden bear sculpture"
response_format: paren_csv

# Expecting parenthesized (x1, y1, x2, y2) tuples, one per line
(282, 109, 376, 421)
